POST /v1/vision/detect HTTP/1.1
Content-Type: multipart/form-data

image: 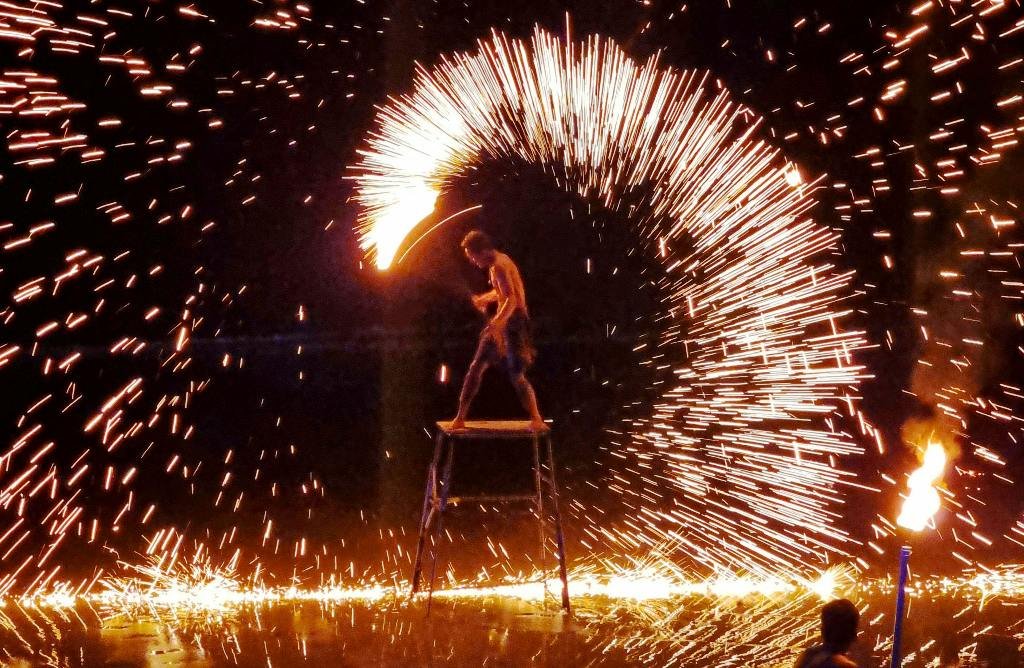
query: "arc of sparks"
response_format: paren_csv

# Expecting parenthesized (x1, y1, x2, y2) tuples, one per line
(350, 27, 867, 576)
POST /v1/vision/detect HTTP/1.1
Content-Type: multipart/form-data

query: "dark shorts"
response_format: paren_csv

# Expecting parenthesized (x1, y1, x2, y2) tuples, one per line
(474, 311, 535, 376)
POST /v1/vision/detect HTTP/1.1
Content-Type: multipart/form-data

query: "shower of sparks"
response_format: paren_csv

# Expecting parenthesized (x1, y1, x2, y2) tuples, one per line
(0, 0, 373, 598)
(10, 558, 845, 612)
(0, 0, 1023, 663)
(352, 27, 868, 578)
(6, 562, 1024, 666)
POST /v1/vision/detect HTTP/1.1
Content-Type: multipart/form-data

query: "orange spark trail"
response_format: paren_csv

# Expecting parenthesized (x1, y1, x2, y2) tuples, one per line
(351, 28, 869, 578)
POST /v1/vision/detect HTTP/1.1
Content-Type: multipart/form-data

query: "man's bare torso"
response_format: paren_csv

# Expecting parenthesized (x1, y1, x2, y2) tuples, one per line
(489, 252, 528, 317)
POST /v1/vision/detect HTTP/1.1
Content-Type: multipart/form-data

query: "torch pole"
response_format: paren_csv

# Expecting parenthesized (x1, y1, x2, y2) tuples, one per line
(890, 545, 912, 668)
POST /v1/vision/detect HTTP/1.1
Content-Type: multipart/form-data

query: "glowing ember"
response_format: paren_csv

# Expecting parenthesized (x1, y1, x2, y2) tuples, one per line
(896, 442, 947, 532)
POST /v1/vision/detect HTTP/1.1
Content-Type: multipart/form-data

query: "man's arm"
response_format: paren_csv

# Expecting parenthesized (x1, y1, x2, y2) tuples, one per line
(471, 290, 498, 313)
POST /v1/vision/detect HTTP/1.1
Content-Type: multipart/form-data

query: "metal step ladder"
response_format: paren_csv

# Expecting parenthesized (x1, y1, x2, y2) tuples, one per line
(410, 420, 570, 612)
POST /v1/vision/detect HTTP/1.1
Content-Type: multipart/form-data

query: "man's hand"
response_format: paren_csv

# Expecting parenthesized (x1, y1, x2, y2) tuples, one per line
(471, 293, 491, 314)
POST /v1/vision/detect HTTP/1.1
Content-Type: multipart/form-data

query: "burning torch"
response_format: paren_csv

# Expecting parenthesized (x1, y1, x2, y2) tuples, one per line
(890, 441, 946, 668)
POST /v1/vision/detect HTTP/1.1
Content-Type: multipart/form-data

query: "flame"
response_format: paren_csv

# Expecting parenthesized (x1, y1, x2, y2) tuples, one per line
(896, 441, 946, 532)
(363, 181, 438, 269)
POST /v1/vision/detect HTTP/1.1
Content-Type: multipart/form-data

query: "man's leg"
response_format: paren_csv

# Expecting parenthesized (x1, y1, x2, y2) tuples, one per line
(452, 337, 492, 429)
(511, 372, 544, 428)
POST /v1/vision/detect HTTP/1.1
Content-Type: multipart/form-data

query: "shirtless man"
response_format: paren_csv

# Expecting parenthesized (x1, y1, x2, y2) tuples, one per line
(450, 230, 544, 430)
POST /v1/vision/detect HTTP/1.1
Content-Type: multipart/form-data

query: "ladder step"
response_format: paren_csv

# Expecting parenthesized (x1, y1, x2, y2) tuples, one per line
(447, 494, 537, 504)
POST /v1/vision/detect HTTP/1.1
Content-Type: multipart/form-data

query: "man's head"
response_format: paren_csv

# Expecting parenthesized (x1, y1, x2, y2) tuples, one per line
(461, 230, 496, 268)
(821, 598, 859, 651)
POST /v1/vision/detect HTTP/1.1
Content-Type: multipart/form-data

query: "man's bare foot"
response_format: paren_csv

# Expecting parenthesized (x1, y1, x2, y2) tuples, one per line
(530, 417, 546, 431)
(450, 417, 467, 431)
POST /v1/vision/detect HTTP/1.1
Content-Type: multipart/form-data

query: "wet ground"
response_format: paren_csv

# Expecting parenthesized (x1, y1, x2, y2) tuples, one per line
(1, 585, 1022, 667)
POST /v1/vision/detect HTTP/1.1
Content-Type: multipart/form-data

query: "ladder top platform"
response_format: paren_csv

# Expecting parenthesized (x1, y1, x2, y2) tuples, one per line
(436, 420, 550, 438)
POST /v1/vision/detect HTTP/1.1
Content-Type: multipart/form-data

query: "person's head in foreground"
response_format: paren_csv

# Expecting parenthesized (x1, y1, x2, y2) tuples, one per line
(794, 598, 860, 668)
(821, 598, 859, 651)
(461, 229, 496, 269)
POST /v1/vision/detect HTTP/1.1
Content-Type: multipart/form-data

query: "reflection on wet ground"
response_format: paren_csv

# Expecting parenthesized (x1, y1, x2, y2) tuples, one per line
(0, 587, 1021, 666)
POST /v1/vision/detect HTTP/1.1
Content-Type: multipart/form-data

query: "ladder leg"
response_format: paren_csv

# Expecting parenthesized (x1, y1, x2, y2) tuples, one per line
(543, 434, 570, 613)
(426, 437, 455, 613)
(531, 434, 548, 609)
(411, 430, 445, 593)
